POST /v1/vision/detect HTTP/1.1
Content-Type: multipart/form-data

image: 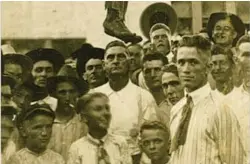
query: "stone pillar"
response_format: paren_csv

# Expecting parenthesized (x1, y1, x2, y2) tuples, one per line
(191, 1, 202, 34)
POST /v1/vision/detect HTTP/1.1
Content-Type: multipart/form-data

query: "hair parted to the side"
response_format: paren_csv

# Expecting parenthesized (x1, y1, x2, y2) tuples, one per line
(149, 23, 171, 37)
(127, 43, 143, 49)
(104, 40, 129, 58)
(236, 34, 250, 48)
(142, 51, 169, 65)
(211, 45, 235, 66)
(139, 120, 170, 140)
(162, 63, 179, 77)
(76, 92, 109, 114)
(178, 34, 212, 63)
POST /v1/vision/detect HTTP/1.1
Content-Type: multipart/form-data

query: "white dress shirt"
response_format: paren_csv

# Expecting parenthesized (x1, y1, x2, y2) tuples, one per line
(67, 134, 132, 164)
(224, 84, 250, 162)
(170, 83, 245, 164)
(92, 80, 158, 137)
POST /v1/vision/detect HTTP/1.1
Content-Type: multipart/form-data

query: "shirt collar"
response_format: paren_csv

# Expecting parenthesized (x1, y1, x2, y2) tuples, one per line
(24, 147, 48, 157)
(185, 83, 211, 106)
(86, 133, 108, 146)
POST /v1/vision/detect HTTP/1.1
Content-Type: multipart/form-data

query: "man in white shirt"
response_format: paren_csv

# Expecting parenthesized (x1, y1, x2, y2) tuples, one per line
(170, 35, 245, 164)
(226, 34, 250, 162)
(92, 40, 158, 138)
(67, 92, 131, 164)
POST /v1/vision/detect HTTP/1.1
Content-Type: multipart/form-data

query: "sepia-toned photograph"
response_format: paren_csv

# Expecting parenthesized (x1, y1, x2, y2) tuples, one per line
(1, 1, 250, 164)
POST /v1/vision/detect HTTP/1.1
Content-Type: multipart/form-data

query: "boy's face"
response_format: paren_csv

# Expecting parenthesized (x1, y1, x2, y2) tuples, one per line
(22, 114, 54, 153)
(140, 129, 169, 162)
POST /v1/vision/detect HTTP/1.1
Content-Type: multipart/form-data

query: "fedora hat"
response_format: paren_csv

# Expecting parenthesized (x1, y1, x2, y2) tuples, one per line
(72, 44, 104, 77)
(47, 65, 89, 95)
(140, 2, 177, 39)
(25, 48, 65, 72)
(207, 12, 245, 46)
(2, 53, 33, 79)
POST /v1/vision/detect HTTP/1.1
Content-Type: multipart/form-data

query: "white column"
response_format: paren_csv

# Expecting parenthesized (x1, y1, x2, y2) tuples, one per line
(191, 1, 202, 34)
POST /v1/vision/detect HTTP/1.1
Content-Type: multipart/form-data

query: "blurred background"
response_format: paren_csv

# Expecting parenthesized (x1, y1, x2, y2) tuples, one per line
(2, 1, 250, 58)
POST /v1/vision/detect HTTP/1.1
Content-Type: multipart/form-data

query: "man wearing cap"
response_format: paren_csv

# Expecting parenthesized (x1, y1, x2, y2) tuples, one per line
(170, 35, 245, 163)
(2, 53, 33, 85)
(72, 44, 107, 90)
(224, 34, 250, 162)
(92, 40, 158, 139)
(7, 103, 65, 164)
(1, 105, 17, 164)
(68, 92, 131, 164)
(46, 65, 88, 160)
(25, 48, 65, 110)
(207, 12, 245, 54)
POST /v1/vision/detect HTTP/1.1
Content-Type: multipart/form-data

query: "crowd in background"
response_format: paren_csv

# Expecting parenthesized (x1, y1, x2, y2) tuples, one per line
(1, 7, 250, 164)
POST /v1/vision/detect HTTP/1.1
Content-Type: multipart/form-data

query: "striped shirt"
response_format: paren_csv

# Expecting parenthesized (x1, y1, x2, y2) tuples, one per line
(92, 80, 158, 137)
(7, 148, 64, 164)
(224, 84, 250, 163)
(67, 133, 132, 164)
(48, 114, 87, 160)
(170, 83, 245, 164)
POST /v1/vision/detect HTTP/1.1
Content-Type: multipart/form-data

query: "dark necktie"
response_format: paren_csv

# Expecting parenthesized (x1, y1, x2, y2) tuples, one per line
(97, 140, 111, 164)
(170, 95, 193, 152)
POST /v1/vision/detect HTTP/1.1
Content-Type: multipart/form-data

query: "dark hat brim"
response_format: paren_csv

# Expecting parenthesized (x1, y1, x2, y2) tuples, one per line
(1, 104, 18, 116)
(2, 54, 33, 73)
(26, 48, 65, 72)
(140, 2, 177, 39)
(47, 76, 89, 95)
(74, 45, 104, 77)
(2, 75, 16, 89)
(207, 12, 245, 46)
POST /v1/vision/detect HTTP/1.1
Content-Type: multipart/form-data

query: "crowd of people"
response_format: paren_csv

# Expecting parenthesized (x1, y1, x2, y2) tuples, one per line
(1, 5, 250, 164)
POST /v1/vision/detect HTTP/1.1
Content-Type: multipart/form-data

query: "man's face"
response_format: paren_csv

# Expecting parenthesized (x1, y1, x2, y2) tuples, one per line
(212, 18, 237, 46)
(143, 60, 164, 89)
(177, 47, 208, 92)
(143, 42, 151, 55)
(55, 81, 78, 110)
(1, 85, 12, 104)
(13, 88, 32, 110)
(211, 54, 232, 83)
(31, 60, 54, 87)
(84, 59, 106, 88)
(1, 116, 14, 150)
(140, 129, 169, 162)
(151, 29, 170, 55)
(162, 72, 184, 105)
(83, 97, 111, 131)
(128, 45, 143, 71)
(4, 63, 23, 84)
(22, 115, 53, 153)
(238, 42, 250, 85)
(104, 46, 129, 77)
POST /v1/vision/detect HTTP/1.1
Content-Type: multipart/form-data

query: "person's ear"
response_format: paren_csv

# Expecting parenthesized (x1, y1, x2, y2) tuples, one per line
(19, 125, 27, 138)
(82, 73, 87, 81)
(232, 30, 237, 40)
(80, 112, 88, 123)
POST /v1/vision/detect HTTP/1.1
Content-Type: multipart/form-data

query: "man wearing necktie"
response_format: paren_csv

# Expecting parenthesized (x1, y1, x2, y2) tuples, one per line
(169, 35, 245, 164)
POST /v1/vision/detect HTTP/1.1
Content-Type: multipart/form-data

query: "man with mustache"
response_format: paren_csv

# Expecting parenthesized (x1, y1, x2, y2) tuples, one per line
(73, 44, 107, 90)
(211, 45, 236, 96)
(224, 34, 250, 162)
(46, 65, 88, 160)
(67, 92, 132, 164)
(170, 35, 245, 163)
(25, 48, 65, 111)
(150, 23, 172, 62)
(92, 40, 158, 138)
(8, 103, 65, 164)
